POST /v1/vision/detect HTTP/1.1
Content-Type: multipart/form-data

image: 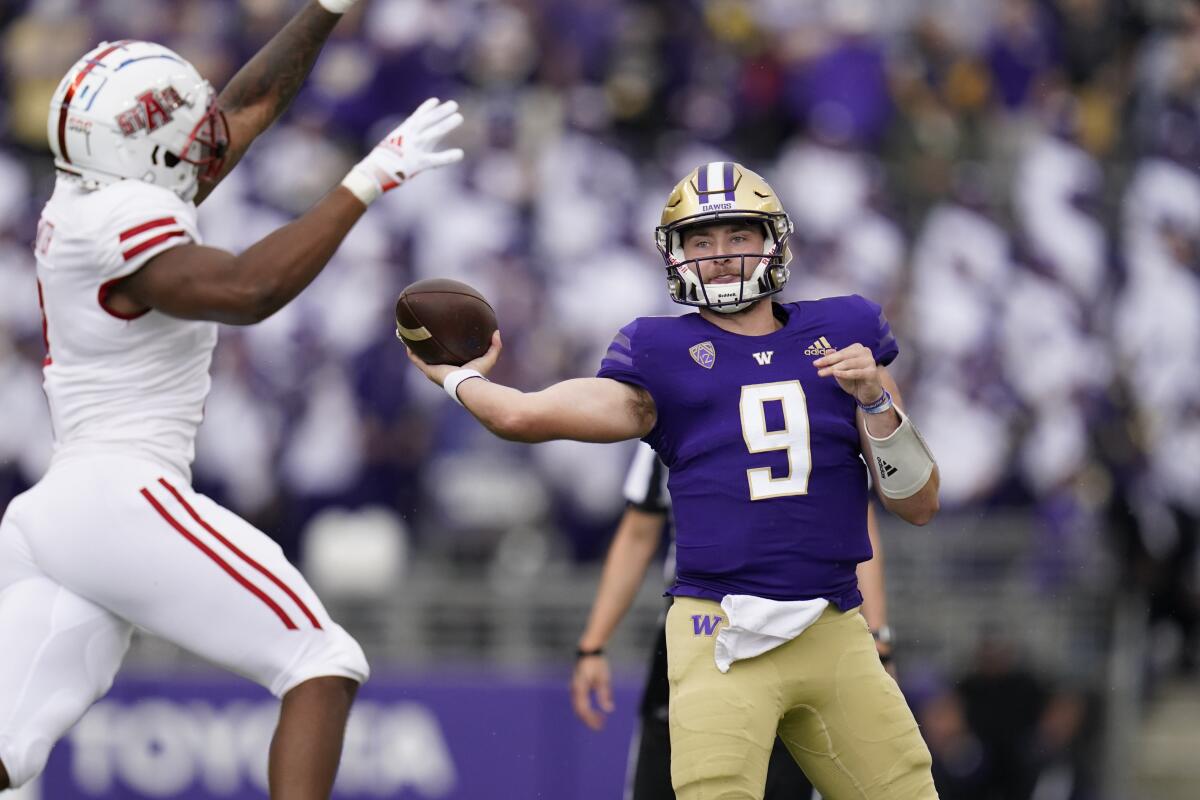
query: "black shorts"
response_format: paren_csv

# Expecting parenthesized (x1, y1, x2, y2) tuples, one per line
(627, 625, 817, 800)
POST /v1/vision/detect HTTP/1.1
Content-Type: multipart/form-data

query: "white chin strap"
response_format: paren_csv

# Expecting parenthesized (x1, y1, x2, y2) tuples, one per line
(692, 254, 774, 312)
(708, 285, 758, 314)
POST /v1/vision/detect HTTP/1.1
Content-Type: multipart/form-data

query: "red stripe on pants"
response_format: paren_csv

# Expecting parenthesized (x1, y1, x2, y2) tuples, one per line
(140, 487, 298, 630)
(158, 478, 323, 629)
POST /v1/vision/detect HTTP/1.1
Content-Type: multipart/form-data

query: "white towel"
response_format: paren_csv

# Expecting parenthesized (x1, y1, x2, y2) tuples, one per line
(713, 595, 830, 673)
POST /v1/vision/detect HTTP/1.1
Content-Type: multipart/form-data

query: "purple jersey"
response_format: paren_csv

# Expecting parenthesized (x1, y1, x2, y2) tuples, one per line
(598, 296, 898, 609)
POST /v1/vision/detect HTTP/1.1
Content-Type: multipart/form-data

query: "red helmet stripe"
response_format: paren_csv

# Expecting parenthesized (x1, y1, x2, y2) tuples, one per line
(56, 41, 133, 164)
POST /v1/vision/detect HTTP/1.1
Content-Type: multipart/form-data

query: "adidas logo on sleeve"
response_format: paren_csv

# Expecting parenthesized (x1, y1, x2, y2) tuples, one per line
(804, 336, 835, 356)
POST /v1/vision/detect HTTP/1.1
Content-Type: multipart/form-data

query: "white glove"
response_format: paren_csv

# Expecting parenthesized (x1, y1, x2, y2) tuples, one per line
(341, 98, 465, 206)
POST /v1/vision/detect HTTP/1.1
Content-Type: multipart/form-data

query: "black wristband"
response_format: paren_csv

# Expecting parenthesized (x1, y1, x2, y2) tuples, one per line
(576, 647, 605, 659)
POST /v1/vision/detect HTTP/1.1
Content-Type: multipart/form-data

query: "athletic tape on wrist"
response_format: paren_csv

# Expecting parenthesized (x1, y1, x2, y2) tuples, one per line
(865, 407, 936, 500)
(317, 0, 358, 14)
(340, 168, 381, 207)
(444, 369, 485, 406)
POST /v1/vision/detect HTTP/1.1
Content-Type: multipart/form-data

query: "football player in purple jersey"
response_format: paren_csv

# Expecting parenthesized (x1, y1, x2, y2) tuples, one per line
(407, 162, 940, 800)
(570, 442, 897, 800)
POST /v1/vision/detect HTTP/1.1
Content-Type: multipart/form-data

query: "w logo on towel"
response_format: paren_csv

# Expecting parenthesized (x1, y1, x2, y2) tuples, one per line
(691, 615, 723, 636)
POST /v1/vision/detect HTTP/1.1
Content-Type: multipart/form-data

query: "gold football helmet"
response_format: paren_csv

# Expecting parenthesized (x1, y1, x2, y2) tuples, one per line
(655, 162, 793, 313)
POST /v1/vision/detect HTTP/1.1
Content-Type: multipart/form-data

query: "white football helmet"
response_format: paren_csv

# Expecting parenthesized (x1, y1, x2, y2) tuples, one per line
(48, 40, 228, 201)
(655, 162, 794, 313)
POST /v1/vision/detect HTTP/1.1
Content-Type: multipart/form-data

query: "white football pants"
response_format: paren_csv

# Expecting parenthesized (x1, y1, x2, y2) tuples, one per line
(0, 453, 368, 789)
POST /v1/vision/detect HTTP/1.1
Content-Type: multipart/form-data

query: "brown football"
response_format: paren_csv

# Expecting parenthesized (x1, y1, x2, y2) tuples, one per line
(395, 278, 498, 366)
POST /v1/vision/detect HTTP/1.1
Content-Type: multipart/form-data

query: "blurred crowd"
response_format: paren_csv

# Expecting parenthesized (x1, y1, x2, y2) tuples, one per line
(1, 0, 1199, 676)
(911, 635, 1099, 800)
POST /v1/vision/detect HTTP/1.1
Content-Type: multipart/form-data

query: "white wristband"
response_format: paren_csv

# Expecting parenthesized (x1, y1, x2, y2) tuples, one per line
(444, 369, 485, 406)
(317, 0, 358, 14)
(865, 407, 936, 500)
(340, 168, 382, 207)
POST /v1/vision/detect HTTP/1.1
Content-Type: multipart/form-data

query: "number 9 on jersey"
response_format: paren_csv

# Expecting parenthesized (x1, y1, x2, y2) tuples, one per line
(739, 381, 812, 500)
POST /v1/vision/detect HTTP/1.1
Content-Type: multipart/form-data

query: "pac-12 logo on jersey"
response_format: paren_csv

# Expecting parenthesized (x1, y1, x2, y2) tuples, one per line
(689, 341, 716, 369)
(115, 87, 186, 136)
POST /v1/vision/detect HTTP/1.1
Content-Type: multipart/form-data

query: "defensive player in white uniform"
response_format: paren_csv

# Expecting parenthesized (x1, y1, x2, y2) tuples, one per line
(0, 1, 465, 797)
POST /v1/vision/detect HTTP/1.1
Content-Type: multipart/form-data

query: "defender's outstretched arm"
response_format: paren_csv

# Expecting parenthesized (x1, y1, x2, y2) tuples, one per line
(111, 188, 365, 324)
(109, 99, 464, 323)
(195, 0, 347, 204)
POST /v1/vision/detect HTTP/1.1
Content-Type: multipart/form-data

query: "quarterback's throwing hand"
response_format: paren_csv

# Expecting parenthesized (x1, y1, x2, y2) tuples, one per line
(813, 343, 885, 406)
(406, 330, 503, 388)
(341, 98, 465, 206)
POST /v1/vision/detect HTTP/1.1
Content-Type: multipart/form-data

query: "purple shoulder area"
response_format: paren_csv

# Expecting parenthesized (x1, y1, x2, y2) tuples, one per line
(847, 293, 898, 366)
(598, 318, 653, 387)
(603, 320, 639, 367)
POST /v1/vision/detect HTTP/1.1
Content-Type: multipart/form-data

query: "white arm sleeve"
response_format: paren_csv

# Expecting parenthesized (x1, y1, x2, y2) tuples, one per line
(865, 407, 937, 500)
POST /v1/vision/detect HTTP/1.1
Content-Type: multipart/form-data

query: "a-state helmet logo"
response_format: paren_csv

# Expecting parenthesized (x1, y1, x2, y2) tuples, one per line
(115, 87, 186, 136)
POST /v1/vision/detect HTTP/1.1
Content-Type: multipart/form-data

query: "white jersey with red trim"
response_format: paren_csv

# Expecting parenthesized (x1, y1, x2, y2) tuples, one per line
(36, 175, 212, 478)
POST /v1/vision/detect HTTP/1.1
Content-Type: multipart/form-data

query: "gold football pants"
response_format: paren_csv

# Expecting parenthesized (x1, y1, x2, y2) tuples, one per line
(666, 597, 937, 800)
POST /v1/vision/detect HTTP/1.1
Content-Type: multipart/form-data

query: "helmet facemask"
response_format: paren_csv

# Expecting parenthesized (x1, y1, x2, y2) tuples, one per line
(666, 250, 791, 314)
(656, 163, 794, 314)
(170, 100, 229, 182)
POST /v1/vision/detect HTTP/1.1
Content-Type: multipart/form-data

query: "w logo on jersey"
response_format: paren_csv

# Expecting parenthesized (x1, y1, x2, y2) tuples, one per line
(691, 615, 723, 636)
(752, 351, 774, 365)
